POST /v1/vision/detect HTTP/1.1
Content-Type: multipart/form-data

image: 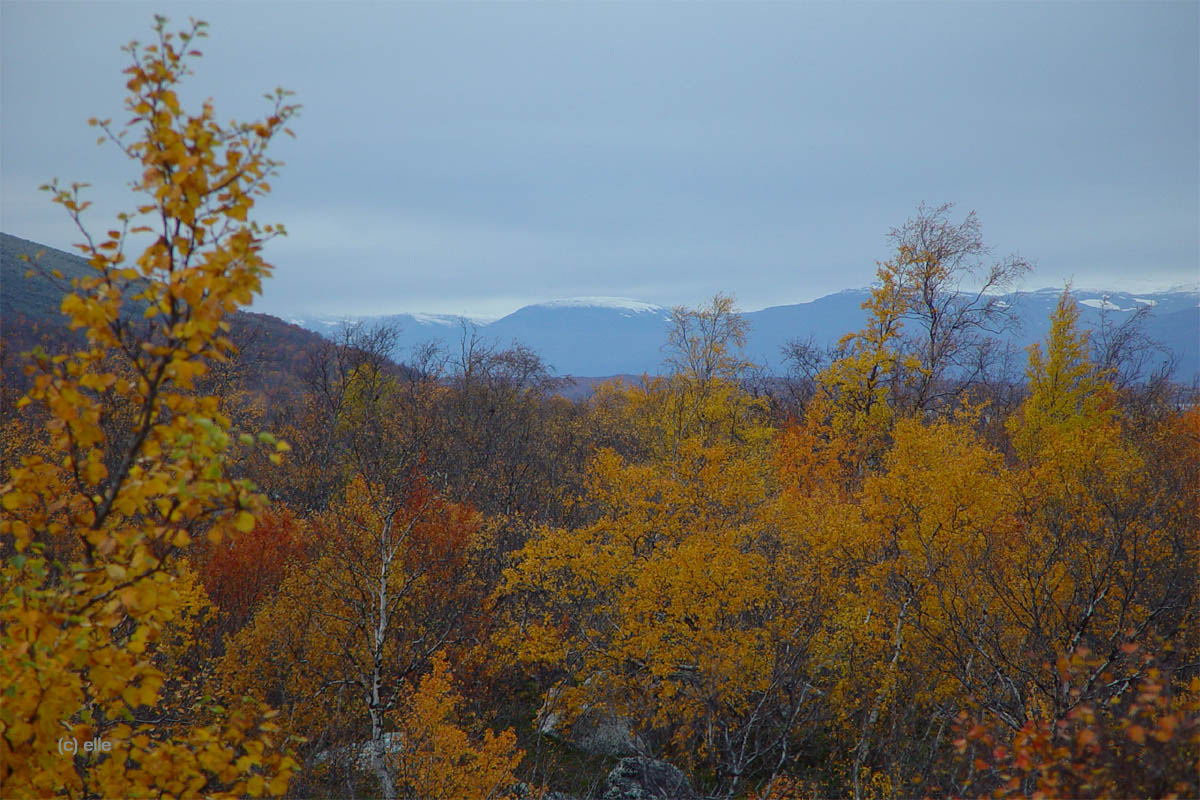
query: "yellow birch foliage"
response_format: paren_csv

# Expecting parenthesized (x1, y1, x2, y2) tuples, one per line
(1009, 289, 1115, 462)
(590, 295, 770, 464)
(503, 428, 812, 785)
(1, 16, 298, 797)
(827, 413, 1012, 698)
(502, 317, 816, 788)
(215, 475, 500, 790)
(391, 652, 523, 800)
(777, 409, 1019, 789)
(790, 253, 921, 495)
(1000, 289, 1193, 715)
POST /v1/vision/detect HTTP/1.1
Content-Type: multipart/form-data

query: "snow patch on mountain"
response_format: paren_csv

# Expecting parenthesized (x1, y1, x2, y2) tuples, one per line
(1080, 298, 1131, 311)
(408, 313, 461, 326)
(536, 297, 667, 314)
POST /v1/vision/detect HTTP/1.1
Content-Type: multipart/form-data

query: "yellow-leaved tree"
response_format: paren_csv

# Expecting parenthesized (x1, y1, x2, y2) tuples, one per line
(0, 16, 300, 797)
(947, 289, 1200, 797)
(392, 652, 523, 800)
(778, 249, 920, 515)
(213, 344, 523, 800)
(502, 299, 819, 797)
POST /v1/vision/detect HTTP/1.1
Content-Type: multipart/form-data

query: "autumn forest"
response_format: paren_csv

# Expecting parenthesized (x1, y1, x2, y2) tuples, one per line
(1, 18, 1197, 800)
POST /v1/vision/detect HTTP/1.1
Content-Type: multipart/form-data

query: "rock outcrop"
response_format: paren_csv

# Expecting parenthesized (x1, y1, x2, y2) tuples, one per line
(537, 693, 644, 757)
(598, 757, 696, 800)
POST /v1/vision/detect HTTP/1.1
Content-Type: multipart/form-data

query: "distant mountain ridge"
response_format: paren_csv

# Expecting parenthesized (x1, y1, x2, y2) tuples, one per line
(3, 231, 1195, 383)
(288, 287, 1200, 383)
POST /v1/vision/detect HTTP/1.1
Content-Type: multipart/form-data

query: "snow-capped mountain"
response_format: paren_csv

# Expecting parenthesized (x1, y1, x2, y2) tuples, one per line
(286, 311, 487, 338)
(998, 288, 1198, 375)
(288, 288, 1200, 382)
(485, 298, 672, 377)
(288, 298, 674, 377)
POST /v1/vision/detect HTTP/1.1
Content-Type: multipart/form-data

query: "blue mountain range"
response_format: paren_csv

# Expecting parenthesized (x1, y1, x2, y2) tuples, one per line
(287, 288, 1200, 383)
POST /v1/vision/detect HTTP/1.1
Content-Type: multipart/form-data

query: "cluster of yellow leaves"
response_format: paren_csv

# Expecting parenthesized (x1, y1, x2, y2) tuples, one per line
(1008, 289, 1115, 462)
(802, 250, 923, 482)
(589, 295, 771, 465)
(391, 653, 523, 800)
(795, 413, 1012, 734)
(1, 15, 299, 797)
(780, 290, 1196, 794)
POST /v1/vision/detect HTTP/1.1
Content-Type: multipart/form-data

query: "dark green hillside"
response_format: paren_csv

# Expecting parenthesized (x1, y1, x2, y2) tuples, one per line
(1, 232, 333, 397)
(0, 233, 139, 323)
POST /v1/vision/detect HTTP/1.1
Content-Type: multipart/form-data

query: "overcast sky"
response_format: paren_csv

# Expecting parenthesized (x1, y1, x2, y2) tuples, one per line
(3, 1, 1197, 319)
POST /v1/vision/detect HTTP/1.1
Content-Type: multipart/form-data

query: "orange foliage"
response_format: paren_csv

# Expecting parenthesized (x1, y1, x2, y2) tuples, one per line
(195, 506, 313, 636)
(953, 644, 1200, 799)
(400, 479, 479, 579)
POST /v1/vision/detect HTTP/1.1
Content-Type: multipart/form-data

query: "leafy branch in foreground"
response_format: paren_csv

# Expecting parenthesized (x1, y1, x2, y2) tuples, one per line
(1, 15, 300, 797)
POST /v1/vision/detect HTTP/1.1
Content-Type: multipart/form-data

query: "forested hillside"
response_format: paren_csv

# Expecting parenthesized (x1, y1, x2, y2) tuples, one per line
(2, 17, 1197, 800)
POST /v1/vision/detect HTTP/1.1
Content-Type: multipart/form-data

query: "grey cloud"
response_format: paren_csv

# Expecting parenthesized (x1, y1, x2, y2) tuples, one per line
(2, 1, 1196, 320)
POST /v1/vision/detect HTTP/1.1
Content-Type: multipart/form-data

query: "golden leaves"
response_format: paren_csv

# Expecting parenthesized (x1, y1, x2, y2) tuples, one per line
(391, 652, 524, 800)
(502, 409, 804, 775)
(233, 510, 256, 533)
